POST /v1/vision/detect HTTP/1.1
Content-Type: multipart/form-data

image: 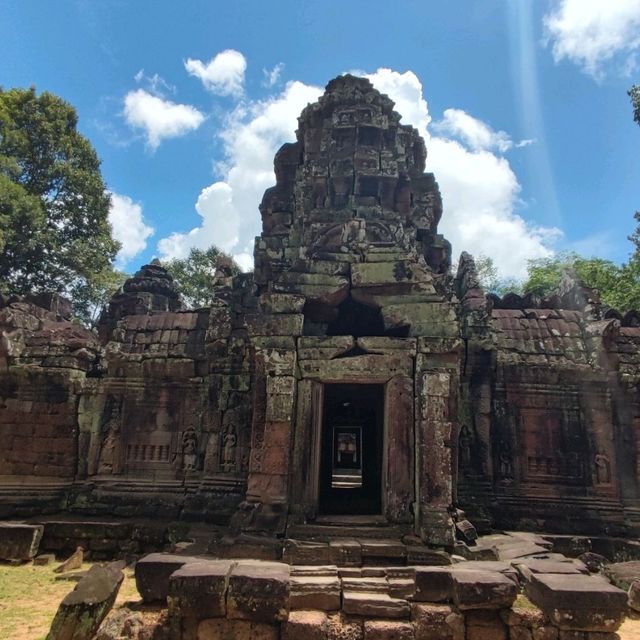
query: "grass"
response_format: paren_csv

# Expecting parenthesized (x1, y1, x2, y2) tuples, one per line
(0, 561, 140, 640)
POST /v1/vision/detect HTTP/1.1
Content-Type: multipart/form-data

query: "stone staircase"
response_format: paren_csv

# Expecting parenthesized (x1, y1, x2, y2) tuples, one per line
(287, 514, 412, 542)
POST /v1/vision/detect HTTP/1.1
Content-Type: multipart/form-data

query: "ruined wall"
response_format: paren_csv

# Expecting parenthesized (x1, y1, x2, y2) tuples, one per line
(456, 254, 640, 535)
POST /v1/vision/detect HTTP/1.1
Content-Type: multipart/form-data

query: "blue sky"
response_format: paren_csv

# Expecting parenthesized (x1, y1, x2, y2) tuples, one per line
(1, 0, 639, 279)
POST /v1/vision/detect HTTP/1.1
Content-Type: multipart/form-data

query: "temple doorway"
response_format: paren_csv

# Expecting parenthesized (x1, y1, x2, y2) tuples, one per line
(318, 383, 384, 515)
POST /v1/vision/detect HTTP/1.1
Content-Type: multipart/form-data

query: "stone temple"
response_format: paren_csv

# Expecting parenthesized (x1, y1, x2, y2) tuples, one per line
(2, 74, 640, 549)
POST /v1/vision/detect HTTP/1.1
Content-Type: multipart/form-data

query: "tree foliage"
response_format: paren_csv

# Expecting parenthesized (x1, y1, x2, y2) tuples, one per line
(164, 246, 240, 308)
(0, 87, 119, 320)
(630, 84, 640, 128)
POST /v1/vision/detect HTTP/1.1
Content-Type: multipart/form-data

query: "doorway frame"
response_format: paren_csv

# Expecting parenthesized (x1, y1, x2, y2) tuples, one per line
(290, 349, 415, 525)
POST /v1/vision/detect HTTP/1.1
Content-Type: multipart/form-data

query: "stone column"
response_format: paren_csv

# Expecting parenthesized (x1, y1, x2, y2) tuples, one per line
(415, 360, 459, 546)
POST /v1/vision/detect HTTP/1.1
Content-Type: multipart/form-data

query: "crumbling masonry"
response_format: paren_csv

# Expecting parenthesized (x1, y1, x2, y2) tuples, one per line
(2, 75, 640, 544)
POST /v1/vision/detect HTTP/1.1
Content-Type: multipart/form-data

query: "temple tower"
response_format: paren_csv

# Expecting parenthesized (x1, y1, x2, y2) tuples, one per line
(234, 75, 461, 545)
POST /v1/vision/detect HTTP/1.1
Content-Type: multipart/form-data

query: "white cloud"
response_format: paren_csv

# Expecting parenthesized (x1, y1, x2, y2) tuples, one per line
(185, 50, 247, 97)
(108, 193, 154, 265)
(157, 80, 322, 267)
(544, 0, 640, 78)
(263, 63, 284, 88)
(123, 89, 205, 150)
(158, 66, 559, 279)
(434, 108, 513, 153)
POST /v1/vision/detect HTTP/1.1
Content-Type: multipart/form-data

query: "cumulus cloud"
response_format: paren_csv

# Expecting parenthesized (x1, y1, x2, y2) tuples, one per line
(157, 80, 322, 265)
(158, 66, 559, 279)
(544, 0, 640, 77)
(185, 49, 247, 97)
(123, 89, 205, 150)
(108, 192, 154, 265)
(434, 108, 513, 153)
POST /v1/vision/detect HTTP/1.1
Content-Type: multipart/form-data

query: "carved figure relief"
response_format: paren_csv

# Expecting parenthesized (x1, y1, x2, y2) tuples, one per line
(221, 427, 238, 472)
(98, 398, 123, 475)
(180, 427, 198, 472)
(203, 431, 220, 474)
(458, 425, 472, 472)
(595, 452, 611, 485)
(497, 441, 514, 481)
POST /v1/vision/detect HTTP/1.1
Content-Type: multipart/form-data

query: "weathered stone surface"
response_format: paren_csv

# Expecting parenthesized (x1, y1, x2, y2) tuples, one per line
(412, 567, 453, 603)
(135, 553, 197, 603)
(168, 560, 235, 619)
(290, 574, 341, 610)
(406, 547, 451, 566)
(363, 619, 414, 640)
(326, 613, 364, 640)
(54, 546, 84, 574)
(628, 580, 640, 612)
(283, 610, 329, 640)
(605, 561, 640, 590)
(283, 539, 331, 565)
(197, 618, 279, 640)
(0, 522, 43, 561)
(524, 573, 627, 631)
(34, 553, 56, 566)
(465, 610, 507, 640)
(342, 592, 410, 618)
(411, 603, 460, 640)
(46, 563, 124, 640)
(227, 561, 290, 623)
(451, 570, 517, 610)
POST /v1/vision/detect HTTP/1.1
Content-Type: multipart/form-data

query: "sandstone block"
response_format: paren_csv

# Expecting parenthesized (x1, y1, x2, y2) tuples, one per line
(342, 592, 410, 619)
(412, 567, 453, 603)
(465, 610, 507, 640)
(46, 563, 124, 640)
(329, 539, 362, 567)
(168, 560, 235, 619)
(0, 522, 43, 561)
(227, 561, 290, 623)
(290, 575, 341, 610)
(326, 612, 364, 640)
(363, 619, 414, 640)
(135, 553, 197, 603)
(524, 573, 627, 632)
(283, 539, 331, 565)
(406, 546, 451, 566)
(411, 603, 458, 639)
(197, 618, 279, 640)
(283, 610, 329, 640)
(451, 570, 517, 610)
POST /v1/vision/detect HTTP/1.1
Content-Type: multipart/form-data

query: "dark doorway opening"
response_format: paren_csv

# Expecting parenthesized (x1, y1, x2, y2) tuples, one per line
(319, 384, 383, 515)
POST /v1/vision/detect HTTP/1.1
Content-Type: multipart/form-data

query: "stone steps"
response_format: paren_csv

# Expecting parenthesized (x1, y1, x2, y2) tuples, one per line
(287, 522, 410, 541)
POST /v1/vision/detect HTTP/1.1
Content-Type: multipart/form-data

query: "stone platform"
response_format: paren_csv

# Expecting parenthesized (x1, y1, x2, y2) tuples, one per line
(135, 546, 629, 640)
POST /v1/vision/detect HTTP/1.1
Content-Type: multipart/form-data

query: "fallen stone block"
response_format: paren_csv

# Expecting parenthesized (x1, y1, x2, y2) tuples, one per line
(343, 591, 410, 618)
(0, 522, 43, 561)
(605, 561, 640, 591)
(168, 560, 235, 619)
(629, 580, 640, 613)
(227, 560, 290, 623)
(46, 563, 124, 640)
(283, 610, 329, 640)
(451, 570, 517, 610)
(53, 546, 83, 574)
(135, 552, 198, 603)
(363, 619, 414, 639)
(412, 567, 453, 603)
(513, 559, 588, 581)
(524, 572, 627, 632)
(452, 561, 519, 585)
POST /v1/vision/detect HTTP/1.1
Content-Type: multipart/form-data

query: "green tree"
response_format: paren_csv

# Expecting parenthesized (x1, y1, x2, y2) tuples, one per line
(0, 87, 119, 317)
(474, 254, 523, 296)
(70, 267, 128, 328)
(164, 246, 240, 308)
(522, 252, 640, 312)
(630, 85, 640, 127)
